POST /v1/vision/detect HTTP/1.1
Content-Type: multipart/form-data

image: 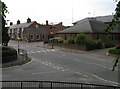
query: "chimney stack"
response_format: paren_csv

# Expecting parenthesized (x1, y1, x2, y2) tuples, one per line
(46, 20, 48, 25)
(17, 20, 20, 25)
(10, 22, 13, 26)
(27, 18, 31, 23)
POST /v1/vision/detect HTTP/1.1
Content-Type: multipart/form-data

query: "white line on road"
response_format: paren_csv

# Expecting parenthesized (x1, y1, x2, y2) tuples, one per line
(30, 51, 35, 53)
(91, 74, 119, 86)
(46, 49, 51, 51)
(41, 50, 46, 52)
(51, 49, 55, 51)
(36, 51, 41, 53)
(75, 72, 88, 77)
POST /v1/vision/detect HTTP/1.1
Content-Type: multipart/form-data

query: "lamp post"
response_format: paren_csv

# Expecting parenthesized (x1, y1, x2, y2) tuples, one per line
(17, 38, 20, 54)
(50, 31, 54, 49)
(50, 23, 54, 49)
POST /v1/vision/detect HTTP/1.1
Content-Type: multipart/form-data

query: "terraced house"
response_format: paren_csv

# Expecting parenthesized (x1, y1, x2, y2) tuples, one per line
(8, 18, 48, 42)
(56, 15, 120, 41)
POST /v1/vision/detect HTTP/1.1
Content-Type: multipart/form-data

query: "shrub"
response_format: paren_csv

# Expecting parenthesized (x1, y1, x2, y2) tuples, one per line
(63, 40, 68, 44)
(67, 39, 75, 44)
(108, 47, 120, 55)
(85, 40, 97, 50)
(103, 40, 116, 48)
(2, 46, 17, 57)
(2, 46, 17, 63)
(49, 38, 58, 43)
(75, 33, 86, 45)
(95, 40, 103, 49)
(58, 38, 64, 43)
(49, 37, 64, 43)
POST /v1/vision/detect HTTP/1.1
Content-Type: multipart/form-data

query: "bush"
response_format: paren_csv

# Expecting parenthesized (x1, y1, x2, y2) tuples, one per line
(2, 46, 17, 63)
(58, 38, 64, 43)
(75, 33, 86, 44)
(95, 40, 102, 49)
(103, 40, 116, 48)
(108, 47, 120, 55)
(63, 40, 68, 44)
(49, 37, 64, 43)
(67, 39, 75, 44)
(2, 46, 17, 57)
(49, 38, 58, 43)
(85, 40, 97, 50)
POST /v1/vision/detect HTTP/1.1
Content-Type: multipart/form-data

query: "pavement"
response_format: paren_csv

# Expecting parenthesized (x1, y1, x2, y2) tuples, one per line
(2, 54, 31, 68)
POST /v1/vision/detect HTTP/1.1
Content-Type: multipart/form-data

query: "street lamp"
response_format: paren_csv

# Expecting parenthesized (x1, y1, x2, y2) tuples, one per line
(17, 38, 20, 54)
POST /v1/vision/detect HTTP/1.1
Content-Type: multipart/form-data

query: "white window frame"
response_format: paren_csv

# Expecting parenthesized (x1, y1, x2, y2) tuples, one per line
(30, 34, 34, 40)
(36, 34, 40, 40)
(42, 34, 46, 40)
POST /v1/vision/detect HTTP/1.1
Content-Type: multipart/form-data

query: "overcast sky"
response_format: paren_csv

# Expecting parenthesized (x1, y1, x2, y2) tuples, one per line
(3, 0, 117, 26)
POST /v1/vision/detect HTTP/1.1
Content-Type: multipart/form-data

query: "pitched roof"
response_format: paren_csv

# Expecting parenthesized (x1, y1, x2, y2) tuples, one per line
(73, 15, 119, 25)
(24, 28, 47, 34)
(95, 15, 114, 23)
(9, 21, 36, 29)
(57, 18, 120, 34)
(58, 18, 106, 34)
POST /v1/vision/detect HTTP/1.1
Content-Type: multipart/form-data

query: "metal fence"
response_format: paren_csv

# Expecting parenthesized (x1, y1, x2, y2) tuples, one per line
(1, 81, 120, 89)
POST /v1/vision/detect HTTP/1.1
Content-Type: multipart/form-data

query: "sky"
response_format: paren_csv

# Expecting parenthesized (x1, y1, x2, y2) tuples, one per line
(3, 0, 117, 26)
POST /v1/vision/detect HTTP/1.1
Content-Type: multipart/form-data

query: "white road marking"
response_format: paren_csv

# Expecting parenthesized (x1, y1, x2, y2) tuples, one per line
(27, 52, 30, 54)
(51, 49, 55, 51)
(75, 72, 82, 75)
(36, 51, 41, 53)
(46, 49, 51, 51)
(30, 51, 35, 53)
(75, 72, 88, 77)
(62, 70, 65, 71)
(41, 50, 46, 52)
(91, 74, 119, 86)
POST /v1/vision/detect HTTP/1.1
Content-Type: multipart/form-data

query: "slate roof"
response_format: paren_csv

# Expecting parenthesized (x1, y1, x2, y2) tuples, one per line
(58, 18, 106, 34)
(96, 15, 114, 23)
(58, 18, 120, 34)
(73, 15, 119, 25)
(24, 28, 47, 34)
(9, 21, 36, 29)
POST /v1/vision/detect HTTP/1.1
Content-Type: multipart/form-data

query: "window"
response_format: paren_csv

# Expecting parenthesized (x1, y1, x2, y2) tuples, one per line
(36, 35, 40, 40)
(30, 34, 34, 40)
(42, 34, 46, 40)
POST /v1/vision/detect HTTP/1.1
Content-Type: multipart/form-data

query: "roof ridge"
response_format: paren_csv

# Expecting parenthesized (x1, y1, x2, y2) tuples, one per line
(87, 19, 93, 33)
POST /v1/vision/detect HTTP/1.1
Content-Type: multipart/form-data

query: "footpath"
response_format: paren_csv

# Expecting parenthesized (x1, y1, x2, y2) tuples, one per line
(2, 53, 31, 68)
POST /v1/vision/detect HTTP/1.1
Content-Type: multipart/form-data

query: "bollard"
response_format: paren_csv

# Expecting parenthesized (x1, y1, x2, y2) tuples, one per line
(51, 45, 54, 49)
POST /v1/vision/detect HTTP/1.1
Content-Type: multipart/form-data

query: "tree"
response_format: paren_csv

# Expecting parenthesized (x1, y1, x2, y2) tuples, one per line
(0, 0, 10, 46)
(105, 0, 120, 71)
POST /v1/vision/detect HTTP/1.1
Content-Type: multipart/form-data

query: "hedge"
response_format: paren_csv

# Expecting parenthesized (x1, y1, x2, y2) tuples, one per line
(2, 46, 17, 63)
(108, 47, 120, 55)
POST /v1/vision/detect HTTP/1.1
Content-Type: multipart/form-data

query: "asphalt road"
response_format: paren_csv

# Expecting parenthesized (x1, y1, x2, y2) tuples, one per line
(2, 41, 119, 86)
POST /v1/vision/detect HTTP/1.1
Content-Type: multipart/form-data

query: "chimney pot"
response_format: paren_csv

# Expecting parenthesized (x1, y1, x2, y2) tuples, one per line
(17, 20, 20, 24)
(10, 22, 13, 26)
(46, 20, 48, 25)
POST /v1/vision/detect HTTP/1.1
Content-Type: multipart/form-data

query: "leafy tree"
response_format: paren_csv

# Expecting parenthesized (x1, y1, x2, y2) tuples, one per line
(0, 0, 10, 46)
(105, 0, 120, 71)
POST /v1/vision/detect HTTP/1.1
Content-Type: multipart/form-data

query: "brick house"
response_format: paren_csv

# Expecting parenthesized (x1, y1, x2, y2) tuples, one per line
(56, 15, 120, 41)
(39, 20, 64, 39)
(9, 18, 48, 42)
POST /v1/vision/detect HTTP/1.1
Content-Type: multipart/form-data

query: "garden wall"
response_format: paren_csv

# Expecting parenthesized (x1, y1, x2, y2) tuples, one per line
(49, 43, 87, 51)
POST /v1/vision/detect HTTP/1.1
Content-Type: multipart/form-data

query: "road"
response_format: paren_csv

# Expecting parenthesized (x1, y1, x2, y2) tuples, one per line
(2, 41, 119, 86)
